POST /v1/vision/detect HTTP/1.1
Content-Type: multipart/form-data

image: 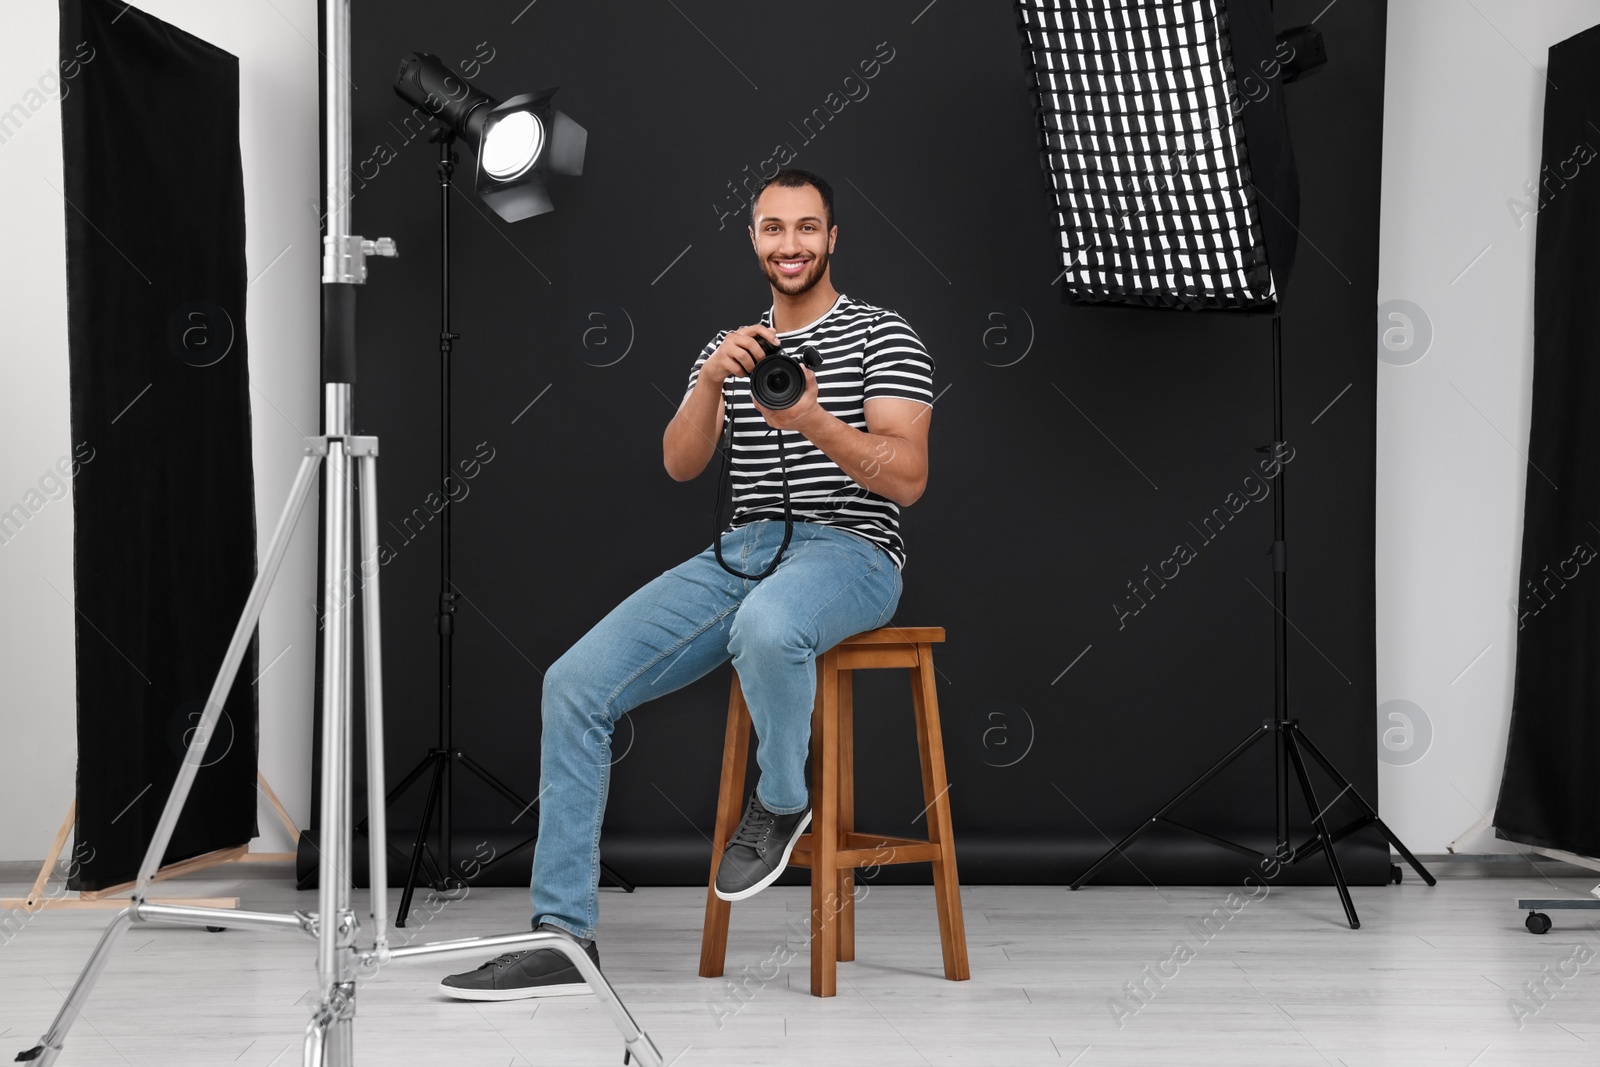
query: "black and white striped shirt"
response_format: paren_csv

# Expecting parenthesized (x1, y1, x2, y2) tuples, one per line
(686, 293, 935, 571)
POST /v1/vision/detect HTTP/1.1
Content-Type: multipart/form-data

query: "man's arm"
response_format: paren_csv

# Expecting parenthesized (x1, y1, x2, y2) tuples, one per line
(664, 325, 780, 481)
(663, 377, 725, 482)
(789, 394, 932, 508)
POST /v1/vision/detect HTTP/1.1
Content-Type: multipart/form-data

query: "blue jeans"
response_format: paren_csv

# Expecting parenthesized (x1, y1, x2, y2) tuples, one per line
(530, 519, 903, 940)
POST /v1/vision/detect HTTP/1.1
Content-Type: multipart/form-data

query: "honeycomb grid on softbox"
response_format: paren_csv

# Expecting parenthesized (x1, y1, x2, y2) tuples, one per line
(1018, 0, 1280, 310)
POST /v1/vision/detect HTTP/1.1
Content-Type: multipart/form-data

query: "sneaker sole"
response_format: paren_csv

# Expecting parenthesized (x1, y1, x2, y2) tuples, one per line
(714, 809, 813, 902)
(438, 979, 594, 1002)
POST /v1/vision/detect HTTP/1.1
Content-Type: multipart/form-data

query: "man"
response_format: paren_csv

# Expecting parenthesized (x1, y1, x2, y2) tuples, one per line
(440, 169, 935, 1000)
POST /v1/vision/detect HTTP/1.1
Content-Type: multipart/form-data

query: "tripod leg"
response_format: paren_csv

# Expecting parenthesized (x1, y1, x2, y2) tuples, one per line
(25, 451, 321, 1063)
(1071, 723, 1270, 889)
(355, 755, 432, 836)
(17, 907, 137, 1066)
(1070, 808, 1162, 890)
(418, 840, 447, 887)
(302, 981, 353, 1067)
(455, 752, 636, 892)
(457, 751, 535, 811)
(1285, 728, 1359, 929)
(135, 449, 323, 889)
(314, 413, 359, 1063)
(599, 860, 636, 893)
(397, 755, 447, 928)
(1371, 818, 1436, 886)
(304, 1008, 330, 1067)
(357, 451, 391, 946)
(1292, 730, 1437, 886)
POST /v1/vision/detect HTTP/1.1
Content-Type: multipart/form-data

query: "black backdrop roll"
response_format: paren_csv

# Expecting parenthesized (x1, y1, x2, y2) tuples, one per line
(60, 0, 258, 891)
(334, 0, 1387, 887)
(1495, 24, 1600, 860)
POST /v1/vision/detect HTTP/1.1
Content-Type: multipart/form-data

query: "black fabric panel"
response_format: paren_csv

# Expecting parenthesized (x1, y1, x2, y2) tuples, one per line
(60, 0, 258, 891)
(1495, 24, 1600, 859)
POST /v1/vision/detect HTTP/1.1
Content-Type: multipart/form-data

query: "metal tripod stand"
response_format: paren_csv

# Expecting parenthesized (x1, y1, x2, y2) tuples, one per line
(1069, 315, 1436, 927)
(19, 2, 663, 1062)
(17, 383, 664, 1067)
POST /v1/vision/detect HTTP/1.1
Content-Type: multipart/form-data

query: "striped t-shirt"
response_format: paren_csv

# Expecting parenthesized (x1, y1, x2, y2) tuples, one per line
(686, 293, 935, 571)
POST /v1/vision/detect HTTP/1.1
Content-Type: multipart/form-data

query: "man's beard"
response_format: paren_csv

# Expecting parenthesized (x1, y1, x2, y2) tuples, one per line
(760, 248, 829, 296)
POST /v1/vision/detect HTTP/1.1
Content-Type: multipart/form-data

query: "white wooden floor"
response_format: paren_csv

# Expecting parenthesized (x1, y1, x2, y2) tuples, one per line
(2, 865, 1597, 1066)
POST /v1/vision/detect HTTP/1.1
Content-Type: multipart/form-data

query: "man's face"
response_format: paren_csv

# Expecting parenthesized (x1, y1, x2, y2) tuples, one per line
(750, 184, 836, 297)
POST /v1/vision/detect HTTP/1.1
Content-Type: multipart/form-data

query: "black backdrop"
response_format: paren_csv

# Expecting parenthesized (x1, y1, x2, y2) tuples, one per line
(63, 0, 258, 890)
(1495, 23, 1600, 860)
(330, 0, 1389, 887)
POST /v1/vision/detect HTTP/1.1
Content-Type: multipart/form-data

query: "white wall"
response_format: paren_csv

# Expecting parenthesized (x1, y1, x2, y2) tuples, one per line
(1375, 0, 1600, 853)
(0, 1, 321, 861)
(0, 8, 77, 861)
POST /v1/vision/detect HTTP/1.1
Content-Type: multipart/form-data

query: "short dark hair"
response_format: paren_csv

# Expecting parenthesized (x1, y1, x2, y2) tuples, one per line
(750, 168, 835, 232)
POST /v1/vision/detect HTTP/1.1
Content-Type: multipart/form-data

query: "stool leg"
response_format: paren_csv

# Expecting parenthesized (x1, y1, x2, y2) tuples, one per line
(809, 648, 840, 997)
(699, 671, 753, 979)
(911, 643, 970, 982)
(837, 668, 856, 963)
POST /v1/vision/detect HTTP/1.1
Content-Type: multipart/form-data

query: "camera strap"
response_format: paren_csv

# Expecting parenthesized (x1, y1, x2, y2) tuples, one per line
(711, 381, 796, 580)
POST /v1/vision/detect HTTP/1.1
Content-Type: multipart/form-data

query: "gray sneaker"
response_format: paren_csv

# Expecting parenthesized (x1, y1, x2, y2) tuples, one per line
(714, 793, 812, 901)
(438, 923, 600, 1001)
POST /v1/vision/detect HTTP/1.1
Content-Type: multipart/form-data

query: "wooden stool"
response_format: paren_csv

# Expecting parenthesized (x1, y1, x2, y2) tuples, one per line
(698, 626, 970, 997)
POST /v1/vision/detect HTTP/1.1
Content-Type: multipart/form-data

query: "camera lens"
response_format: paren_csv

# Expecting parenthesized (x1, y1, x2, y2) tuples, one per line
(752, 356, 805, 409)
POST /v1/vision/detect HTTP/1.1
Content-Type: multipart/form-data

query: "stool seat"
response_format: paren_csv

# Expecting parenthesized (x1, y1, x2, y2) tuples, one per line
(698, 625, 969, 997)
(833, 626, 946, 643)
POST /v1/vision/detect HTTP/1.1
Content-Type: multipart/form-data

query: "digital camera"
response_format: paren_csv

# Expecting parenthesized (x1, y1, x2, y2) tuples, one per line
(751, 336, 824, 410)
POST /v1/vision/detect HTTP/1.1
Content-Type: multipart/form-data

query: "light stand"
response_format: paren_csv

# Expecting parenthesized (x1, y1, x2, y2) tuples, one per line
(1013, 0, 1432, 926)
(372, 127, 632, 929)
(1070, 315, 1437, 926)
(17, 4, 664, 1064)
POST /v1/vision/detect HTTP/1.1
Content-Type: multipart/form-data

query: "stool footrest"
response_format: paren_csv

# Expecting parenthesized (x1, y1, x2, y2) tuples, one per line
(791, 833, 945, 868)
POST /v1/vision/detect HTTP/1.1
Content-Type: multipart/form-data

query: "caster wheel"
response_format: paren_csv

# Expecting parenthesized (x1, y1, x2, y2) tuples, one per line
(1390, 864, 1403, 885)
(1525, 912, 1552, 935)
(206, 926, 227, 933)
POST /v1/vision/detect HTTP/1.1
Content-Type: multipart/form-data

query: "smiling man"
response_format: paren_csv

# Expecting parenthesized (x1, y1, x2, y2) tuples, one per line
(439, 169, 936, 1001)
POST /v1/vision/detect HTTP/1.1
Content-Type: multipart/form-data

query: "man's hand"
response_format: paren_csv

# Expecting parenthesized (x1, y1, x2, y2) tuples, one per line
(701, 324, 780, 388)
(752, 365, 823, 433)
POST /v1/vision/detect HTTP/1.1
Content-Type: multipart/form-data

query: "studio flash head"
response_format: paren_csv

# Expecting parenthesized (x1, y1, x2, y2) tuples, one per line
(393, 52, 586, 223)
(752, 337, 824, 410)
